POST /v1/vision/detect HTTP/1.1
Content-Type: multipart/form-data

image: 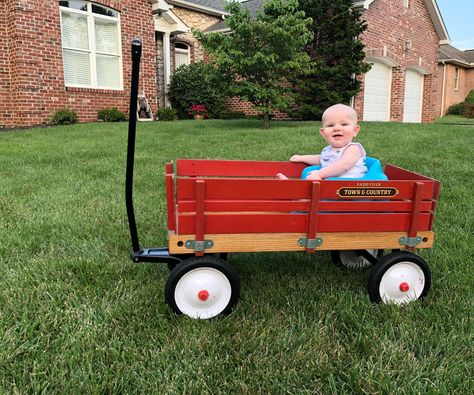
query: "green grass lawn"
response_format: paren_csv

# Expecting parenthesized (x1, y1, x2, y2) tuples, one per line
(1, 119, 473, 393)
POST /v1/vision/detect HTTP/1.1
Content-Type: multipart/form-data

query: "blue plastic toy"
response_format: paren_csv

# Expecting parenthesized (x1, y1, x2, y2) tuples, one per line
(300, 156, 388, 181)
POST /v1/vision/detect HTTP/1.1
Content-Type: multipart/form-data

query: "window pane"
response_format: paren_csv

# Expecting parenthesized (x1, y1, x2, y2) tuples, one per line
(96, 54, 120, 89)
(63, 49, 91, 86)
(95, 19, 119, 55)
(92, 4, 117, 17)
(59, 1, 87, 11)
(61, 12, 89, 50)
(175, 52, 189, 69)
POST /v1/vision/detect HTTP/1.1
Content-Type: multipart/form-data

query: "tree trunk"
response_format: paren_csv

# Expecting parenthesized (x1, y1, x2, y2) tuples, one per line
(263, 113, 270, 129)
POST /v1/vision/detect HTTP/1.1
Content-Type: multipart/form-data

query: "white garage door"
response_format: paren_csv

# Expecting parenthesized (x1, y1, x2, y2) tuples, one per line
(403, 69, 423, 123)
(363, 62, 391, 121)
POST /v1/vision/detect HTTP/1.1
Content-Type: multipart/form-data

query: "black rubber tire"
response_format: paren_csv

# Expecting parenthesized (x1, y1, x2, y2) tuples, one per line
(331, 249, 383, 269)
(164, 255, 240, 319)
(367, 251, 431, 304)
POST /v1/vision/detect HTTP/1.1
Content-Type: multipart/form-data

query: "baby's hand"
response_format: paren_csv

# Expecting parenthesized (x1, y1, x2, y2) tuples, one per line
(306, 171, 322, 181)
(276, 173, 288, 180)
(289, 155, 302, 162)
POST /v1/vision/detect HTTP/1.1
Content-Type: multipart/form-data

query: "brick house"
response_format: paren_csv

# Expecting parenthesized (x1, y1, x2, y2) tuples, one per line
(438, 45, 474, 115)
(0, 0, 457, 128)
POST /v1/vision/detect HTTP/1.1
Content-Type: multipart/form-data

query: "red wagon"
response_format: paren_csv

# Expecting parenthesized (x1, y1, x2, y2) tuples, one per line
(125, 40, 441, 319)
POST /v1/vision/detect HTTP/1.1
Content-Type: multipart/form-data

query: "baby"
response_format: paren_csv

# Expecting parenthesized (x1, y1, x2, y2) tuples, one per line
(277, 104, 367, 180)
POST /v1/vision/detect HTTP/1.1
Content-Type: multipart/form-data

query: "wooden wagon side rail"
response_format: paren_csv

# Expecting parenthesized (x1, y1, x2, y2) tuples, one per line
(167, 160, 440, 254)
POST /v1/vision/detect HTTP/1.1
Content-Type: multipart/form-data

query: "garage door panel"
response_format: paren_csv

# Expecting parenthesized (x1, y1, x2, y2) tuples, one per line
(363, 62, 391, 121)
(403, 70, 423, 123)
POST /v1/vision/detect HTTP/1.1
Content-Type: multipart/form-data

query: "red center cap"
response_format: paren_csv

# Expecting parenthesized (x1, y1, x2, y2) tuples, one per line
(198, 290, 209, 301)
(399, 282, 410, 292)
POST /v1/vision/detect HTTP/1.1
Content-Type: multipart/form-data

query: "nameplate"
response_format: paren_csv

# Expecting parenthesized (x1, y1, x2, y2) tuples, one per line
(336, 187, 399, 198)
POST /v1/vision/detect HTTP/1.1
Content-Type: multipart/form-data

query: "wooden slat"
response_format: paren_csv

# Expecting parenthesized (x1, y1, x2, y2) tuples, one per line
(168, 231, 434, 253)
(166, 173, 176, 232)
(177, 199, 434, 213)
(176, 178, 435, 201)
(195, 180, 205, 256)
(176, 159, 306, 177)
(177, 212, 432, 234)
(306, 181, 321, 252)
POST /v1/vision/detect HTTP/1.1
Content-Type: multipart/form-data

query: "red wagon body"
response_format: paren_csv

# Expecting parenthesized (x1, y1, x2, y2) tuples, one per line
(165, 159, 440, 256)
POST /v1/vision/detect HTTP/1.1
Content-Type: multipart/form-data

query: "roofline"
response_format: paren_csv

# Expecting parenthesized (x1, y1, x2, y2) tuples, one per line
(166, 0, 228, 17)
(438, 58, 474, 68)
(424, 0, 450, 43)
(354, 0, 450, 44)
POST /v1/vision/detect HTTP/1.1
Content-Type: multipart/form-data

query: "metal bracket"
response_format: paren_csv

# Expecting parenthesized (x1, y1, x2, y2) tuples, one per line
(298, 237, 323, 249)
(399, 236, 422, 247)
(185, 239, 214, 252)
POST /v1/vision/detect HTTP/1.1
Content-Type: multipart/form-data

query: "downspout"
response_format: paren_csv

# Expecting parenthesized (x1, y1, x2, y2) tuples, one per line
(440, 61, 446, 117)
(163, 32, 171, 106)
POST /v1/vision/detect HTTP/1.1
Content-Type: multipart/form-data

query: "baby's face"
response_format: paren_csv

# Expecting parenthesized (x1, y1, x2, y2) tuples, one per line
(319, 107, 360, 149)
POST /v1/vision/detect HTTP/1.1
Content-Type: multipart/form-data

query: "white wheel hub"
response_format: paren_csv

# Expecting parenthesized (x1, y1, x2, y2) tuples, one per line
(340, 249, 378, 269)
(174, 267, 232, 319)
(379, 261, 425, 304)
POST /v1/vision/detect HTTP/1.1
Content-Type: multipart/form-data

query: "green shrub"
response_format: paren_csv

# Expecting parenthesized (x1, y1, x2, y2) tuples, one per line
(97, 107, 127, 122)
(168, 61, 231, 119)
(464, 103, 474, 118)
(465, 90, 474, 104)
(51, 108, 78, 125)
(156, 107, 177, 121)
(446, 103, 465, 116)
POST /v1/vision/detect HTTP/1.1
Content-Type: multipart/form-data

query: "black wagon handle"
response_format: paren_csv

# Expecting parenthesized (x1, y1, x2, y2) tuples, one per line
(125, 38, 142, 253)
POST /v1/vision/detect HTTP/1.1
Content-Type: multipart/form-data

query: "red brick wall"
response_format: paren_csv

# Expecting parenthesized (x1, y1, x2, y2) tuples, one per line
(0, 0, 156, 128)
(0, 1, 12, 126)
(354, 0, 440, 122)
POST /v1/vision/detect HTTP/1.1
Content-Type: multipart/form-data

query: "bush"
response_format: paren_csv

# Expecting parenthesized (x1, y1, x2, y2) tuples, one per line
(465, 90, 474, 104)
(464, 103, 474, 118)
(446, 103, 465, 116)
(156, 107, 177, 121)
(168, 61, 231, 119)
(97, 107, 127, 122)
(51, 108, 78, 125)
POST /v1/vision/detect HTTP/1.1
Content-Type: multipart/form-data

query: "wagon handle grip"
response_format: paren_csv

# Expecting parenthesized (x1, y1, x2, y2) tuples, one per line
(125, 38, 142, 253)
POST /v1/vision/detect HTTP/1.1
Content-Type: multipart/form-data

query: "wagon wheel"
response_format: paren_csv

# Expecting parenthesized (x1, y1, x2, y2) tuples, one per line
(331, 249, 383, 269)
(368, 251, 431, 304)
(165, 255, 240, 319)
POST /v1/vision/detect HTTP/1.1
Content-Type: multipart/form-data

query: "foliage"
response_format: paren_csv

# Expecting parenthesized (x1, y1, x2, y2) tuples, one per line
(189, 104, 208, 117)
(446, 103, 465, 116)
(97, 107, 127, 122)
(168, 61, 230, 119)
(464, 89, 474, 104)
(50, 108, 78, 125)
(156, 107, 177, 121)
(464, 103, 474, 118)
(195, 0, 313, 129)
(288, 0, 370, 120)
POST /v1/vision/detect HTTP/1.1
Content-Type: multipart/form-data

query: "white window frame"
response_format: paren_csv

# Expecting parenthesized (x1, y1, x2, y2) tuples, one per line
(454, 67, 460, 91)
(174, 43, 190, 71)
(59, 1, 123, 90)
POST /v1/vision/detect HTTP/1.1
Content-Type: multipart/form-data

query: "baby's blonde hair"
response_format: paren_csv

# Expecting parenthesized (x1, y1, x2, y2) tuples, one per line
(322, 104, 358, 124)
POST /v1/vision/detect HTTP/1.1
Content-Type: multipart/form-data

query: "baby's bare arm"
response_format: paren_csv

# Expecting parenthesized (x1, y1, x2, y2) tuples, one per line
(290, 154, 321, 166)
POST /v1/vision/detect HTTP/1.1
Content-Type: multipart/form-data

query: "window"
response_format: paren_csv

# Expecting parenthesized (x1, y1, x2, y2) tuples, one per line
(59, 1, 122, 90)
(403, 0, 409, 7)
(454, 67, 460, 91)
(175, 43, 190, 70)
